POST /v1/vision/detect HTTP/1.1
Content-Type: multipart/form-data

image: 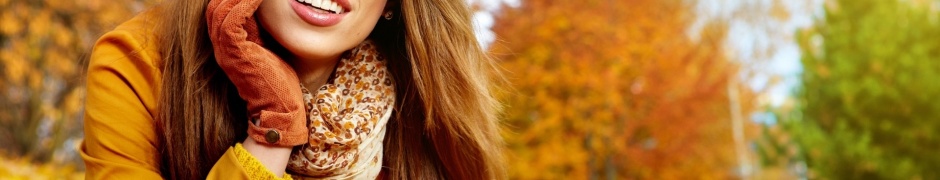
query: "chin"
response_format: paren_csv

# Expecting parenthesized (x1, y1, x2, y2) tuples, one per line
(277, 30, 359, 59)
(256, 0, 386, 61)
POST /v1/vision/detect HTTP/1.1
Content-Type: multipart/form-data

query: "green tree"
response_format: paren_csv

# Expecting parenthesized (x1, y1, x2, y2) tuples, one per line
(788, 0, 940, 178)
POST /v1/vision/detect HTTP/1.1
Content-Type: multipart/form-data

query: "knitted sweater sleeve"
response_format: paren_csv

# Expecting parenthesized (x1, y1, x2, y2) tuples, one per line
(207, 144, 293, 180)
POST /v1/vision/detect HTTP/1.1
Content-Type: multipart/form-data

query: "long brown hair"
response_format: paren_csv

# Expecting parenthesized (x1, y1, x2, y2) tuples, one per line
(154, 0, 506, 179)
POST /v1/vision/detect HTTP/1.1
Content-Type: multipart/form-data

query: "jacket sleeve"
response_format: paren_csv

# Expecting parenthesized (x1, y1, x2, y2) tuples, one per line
(80, 13, 290, 180)
(80, 17, 165, 179)
(208, 144, 293, 180)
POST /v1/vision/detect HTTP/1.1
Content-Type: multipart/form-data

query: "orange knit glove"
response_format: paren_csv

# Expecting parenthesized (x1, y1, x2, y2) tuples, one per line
(207, 0, 307, 146)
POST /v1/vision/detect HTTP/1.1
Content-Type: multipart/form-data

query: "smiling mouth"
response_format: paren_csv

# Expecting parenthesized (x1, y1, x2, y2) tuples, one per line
(295, 0, 345, 14)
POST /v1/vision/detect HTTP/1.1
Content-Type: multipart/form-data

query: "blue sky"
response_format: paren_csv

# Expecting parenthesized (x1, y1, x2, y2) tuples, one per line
(694, 0, 823, 108)
(468, 0, 520, 49)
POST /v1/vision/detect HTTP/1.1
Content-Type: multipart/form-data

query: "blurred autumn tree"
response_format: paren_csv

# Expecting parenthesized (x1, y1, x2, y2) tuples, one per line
(0, 0, 154, 170)
(492, 0, 759, 179)
(780, 0, 940, 178)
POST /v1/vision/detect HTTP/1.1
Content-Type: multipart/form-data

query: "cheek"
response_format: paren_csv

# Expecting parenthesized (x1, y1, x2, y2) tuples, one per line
(358, 0, 388, 19)
(257, 0, 293, 37)
(347, 0, 387, 36)
(362, 1, 389, 32)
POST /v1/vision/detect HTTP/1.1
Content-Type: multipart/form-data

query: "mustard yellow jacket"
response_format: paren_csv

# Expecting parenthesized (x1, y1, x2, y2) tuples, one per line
(80, 9, 289, 180)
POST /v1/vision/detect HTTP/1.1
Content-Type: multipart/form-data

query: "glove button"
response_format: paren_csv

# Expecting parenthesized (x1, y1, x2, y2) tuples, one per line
(265, 129, 280, 144)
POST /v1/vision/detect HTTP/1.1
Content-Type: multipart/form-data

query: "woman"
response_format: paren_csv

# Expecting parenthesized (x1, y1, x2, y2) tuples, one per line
(80, 0, 505, 178)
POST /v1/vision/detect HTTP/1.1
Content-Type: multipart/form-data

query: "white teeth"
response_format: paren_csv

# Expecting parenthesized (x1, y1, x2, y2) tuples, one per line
(298, 0, 344, 14)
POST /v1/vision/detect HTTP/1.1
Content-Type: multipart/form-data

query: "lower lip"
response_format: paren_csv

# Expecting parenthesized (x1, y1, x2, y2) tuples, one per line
(290, 0, 346, 27)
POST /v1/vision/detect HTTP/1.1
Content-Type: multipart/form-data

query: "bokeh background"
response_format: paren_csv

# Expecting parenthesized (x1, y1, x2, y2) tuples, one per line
(2, 0, 938, 179)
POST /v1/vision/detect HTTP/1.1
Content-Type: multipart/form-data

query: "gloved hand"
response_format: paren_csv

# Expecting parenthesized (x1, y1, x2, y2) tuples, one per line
(206, 0, 307, 146)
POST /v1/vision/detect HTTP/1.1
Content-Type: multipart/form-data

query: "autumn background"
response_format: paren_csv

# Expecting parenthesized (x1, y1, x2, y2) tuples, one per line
(2, 0, 939, 179)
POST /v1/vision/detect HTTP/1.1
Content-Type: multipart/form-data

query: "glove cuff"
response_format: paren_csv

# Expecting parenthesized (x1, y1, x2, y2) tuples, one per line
(247, 110, 308, 146)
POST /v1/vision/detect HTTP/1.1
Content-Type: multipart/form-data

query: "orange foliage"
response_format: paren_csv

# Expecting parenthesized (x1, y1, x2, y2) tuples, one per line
(492, 0, 755, 178)
(0, 0, 156, 172)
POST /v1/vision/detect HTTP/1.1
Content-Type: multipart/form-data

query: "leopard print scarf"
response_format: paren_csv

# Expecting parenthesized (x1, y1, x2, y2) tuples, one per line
(287, 40, 395, 179)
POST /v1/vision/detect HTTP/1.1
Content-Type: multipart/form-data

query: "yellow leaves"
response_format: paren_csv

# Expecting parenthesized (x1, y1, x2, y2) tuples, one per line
(1, 0, 156, 173)
(27, 9, 53, 42)
(51, 23, 74, 47)
(524, 45, 551, 65)
(62, 89, 84, 119)
(27, 69, 41, 91)
(492, 0, 759, 178)
(96, 5, 132, 27)
(506, 123, 592, 179)
(0, 10, 20, 35)
(0, 47, 27, 86)
(550, 16, 570, 31)
(0, 0, 147, 83)
(0, 155, 83, 179)
(45, 50, 76, 78)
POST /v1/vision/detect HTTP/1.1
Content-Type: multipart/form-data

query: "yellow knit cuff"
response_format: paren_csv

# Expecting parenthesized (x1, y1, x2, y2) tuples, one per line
(233, 143, 293, 180)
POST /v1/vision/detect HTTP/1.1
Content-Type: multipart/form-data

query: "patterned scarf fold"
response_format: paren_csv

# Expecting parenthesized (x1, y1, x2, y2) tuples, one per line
(287, 40, 396, 179)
